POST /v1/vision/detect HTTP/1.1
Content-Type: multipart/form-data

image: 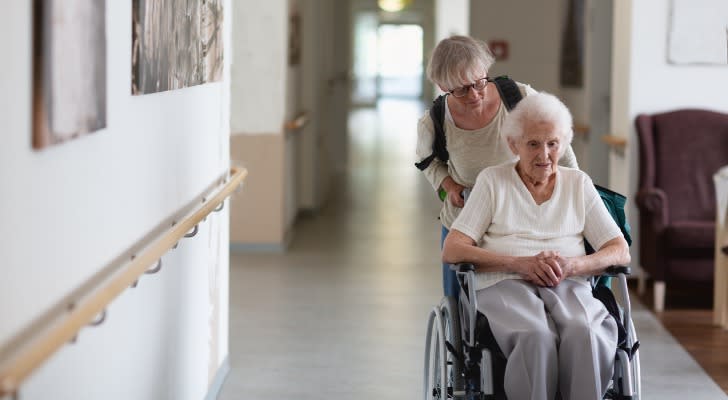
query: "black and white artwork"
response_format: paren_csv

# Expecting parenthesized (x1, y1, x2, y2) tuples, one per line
(33, 0, 107, 149)
(132, 0, 224, 95)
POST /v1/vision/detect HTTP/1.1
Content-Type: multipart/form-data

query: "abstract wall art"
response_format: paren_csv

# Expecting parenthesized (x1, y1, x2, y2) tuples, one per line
(668, 0, 728, 65)
(132, 0, 224, 95)
(33, 0, 107, 150)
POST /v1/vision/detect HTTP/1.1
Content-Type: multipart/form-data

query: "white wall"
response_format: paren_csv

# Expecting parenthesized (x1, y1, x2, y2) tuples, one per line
(230, 0, 288, 135)
(470, 0, 564, 94)
(429, 0, 469, 98)
(609, 0, 728, 267)
(0, 1, 232, 399)
(228, 0, 293, 248)
(435, 0, 469, 39)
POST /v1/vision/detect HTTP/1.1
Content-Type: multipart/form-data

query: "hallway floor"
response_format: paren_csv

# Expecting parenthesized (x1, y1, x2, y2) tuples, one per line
(221, 99, 441, 398)
(218, 99, 726, 399)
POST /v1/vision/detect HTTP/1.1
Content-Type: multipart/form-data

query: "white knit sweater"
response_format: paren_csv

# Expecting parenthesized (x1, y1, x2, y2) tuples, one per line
(451, 161, 622, 291)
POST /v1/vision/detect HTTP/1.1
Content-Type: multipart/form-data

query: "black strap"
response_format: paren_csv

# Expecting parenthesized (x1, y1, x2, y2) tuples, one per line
(415, 76, 523, 171)
(415, 95, 449, 170)
(491, 75, 522, 111)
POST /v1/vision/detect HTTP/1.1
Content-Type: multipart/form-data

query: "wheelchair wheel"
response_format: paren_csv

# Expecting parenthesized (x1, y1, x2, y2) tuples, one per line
(607, 317, 641, 400)
(629, 322, 641, 399)
(424, 296, 464, 399)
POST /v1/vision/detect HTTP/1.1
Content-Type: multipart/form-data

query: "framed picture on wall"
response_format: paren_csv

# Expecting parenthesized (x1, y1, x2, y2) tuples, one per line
(668, 0, 728, 65)
(132, 0, 224, 95)
(33, 0, 107, 150)
(559, 0, 585, 87)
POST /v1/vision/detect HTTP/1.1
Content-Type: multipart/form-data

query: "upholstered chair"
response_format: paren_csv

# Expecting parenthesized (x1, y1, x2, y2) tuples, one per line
(635, 109, 728, 311)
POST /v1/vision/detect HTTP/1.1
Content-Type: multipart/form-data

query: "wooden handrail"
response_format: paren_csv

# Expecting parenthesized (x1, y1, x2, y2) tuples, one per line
(284, 111, 310, 132)
(0, 166, 248, 396)
(573, 122, 590, 136)
(601, 134, 628, 149)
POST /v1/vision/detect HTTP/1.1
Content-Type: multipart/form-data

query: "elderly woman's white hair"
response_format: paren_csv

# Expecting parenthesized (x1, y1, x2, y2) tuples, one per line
(426, 35, 495, 91)
(502, 92, 574, 157)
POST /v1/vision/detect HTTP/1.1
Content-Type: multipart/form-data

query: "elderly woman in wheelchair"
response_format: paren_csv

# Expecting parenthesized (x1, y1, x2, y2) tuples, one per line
(436, 92, 632, 400)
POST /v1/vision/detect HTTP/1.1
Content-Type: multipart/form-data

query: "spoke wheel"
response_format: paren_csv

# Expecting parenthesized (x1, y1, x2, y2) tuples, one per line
(440, 297, 464, 398)
(629, 322, 641, 400)
(424, 297, 464, 399)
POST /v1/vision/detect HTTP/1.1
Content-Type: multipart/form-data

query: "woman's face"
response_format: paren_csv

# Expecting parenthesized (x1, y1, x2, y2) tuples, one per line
(441, 69, 489, 109)
(509, 120, 563, 183)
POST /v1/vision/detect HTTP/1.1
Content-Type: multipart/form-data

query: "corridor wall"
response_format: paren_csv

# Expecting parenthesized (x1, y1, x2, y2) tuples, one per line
(470, 0, 563, 95)
(229, 0, 345, 251)
(229, 0, 291, 249)
(0, 1, 232, 399)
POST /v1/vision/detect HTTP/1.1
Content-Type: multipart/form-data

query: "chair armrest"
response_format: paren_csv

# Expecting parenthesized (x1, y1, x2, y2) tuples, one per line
(603, 265, 631, 276)
(450, 263, 476, 272)
(635, 187, 669, 232)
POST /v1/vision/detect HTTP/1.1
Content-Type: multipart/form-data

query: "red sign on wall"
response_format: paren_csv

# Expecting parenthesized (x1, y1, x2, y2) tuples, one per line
(489, 40, 509, 61)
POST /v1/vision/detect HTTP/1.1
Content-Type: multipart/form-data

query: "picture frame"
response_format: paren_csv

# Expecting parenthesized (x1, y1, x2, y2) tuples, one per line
(132, 0, 224, 95)
(32, 0, 107, 150)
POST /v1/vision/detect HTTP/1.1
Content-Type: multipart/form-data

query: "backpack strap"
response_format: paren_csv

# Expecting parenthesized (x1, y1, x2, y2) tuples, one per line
(490, 75, 523, 111)
(415, 94, 448, 171)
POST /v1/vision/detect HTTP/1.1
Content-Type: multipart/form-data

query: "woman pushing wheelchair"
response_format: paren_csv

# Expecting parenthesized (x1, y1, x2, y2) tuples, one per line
(442, 92, 631, 399)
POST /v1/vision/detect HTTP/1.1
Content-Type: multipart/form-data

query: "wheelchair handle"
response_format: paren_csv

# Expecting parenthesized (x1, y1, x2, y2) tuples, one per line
(450, 263, 475, 272)
(604, 265, 631, 276)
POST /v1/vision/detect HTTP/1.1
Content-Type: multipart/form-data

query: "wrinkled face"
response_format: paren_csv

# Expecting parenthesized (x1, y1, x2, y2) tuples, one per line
(508, 120, 562, 182)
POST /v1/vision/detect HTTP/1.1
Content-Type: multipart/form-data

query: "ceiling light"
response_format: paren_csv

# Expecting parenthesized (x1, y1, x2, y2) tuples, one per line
(378, 0, 412, 13)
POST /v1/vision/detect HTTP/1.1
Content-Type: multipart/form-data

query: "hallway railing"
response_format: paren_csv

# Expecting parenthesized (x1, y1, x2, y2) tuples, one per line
(284, 111, 310, 134)
(0, 166, 248, 397)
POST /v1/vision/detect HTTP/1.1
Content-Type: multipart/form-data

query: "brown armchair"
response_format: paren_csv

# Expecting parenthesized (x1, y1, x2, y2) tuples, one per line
(635, 109, 728, 311)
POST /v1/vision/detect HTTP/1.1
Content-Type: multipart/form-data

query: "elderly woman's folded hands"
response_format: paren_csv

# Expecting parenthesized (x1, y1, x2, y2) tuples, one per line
(518, 251, 579, 287)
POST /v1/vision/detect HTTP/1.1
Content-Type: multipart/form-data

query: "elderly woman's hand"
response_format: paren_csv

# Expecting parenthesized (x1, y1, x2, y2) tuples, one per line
(518, 251, 564, 287)
(551, 254, 578, 279)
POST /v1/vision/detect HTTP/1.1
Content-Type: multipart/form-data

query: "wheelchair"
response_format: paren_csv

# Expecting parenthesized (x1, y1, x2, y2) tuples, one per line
(423, 264, 642, 400)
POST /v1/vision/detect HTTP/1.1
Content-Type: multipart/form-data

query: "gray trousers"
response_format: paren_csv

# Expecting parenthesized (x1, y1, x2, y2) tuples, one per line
(476, 279, 617, 400)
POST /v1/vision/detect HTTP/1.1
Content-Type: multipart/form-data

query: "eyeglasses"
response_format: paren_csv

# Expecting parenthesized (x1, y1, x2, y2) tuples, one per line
(448, 77, 489, 98)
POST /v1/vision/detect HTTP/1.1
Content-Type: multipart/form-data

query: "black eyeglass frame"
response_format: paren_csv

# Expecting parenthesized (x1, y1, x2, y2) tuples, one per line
(447, 76, 491, 98)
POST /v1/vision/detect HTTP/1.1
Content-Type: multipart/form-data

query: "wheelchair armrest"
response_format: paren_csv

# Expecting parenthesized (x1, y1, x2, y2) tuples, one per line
(603, 265, 631, 276)
(449, 263, 476, 272)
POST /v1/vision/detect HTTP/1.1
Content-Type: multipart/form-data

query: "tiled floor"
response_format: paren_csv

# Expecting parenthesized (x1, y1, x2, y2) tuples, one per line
(218, 99, 726, 399)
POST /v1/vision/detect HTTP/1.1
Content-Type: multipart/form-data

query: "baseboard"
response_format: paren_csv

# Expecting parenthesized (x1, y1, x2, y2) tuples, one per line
(229, 230, 293, 254)
(230, 242, 287, 253)
(204, 356, 230, 400)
